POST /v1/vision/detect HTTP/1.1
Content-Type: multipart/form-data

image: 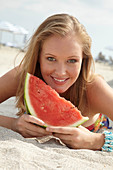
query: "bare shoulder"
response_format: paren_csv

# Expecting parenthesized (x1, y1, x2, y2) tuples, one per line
(88, 74, 108, 88)
(87, 74, 113, 93)
(0, 66, 22, 103)
(87, 75, 113, 119)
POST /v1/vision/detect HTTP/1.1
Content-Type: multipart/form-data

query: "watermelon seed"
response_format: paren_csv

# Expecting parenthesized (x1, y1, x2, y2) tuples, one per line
(70, 107, 75, 109)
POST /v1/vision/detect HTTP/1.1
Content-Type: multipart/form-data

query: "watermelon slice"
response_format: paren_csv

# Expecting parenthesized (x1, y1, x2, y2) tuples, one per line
(24, 73, 89, 127)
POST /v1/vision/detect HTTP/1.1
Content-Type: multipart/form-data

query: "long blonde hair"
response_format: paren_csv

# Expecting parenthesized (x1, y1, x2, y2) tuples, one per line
(16, 13, 95, 115)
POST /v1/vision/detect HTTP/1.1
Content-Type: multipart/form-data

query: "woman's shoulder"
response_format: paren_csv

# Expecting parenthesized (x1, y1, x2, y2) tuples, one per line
(86, 74, 113, 117)
(87, 74, 106, 89)
(0, 66, 22, 102)
(87, 73, 112, 100)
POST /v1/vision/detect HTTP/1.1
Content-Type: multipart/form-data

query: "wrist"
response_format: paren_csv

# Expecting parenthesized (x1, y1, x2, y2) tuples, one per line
(91, 132, 105, 150)
(10, 117, 17, 132)
(101, 131, 113, 152)
(0, 115, 16, 131)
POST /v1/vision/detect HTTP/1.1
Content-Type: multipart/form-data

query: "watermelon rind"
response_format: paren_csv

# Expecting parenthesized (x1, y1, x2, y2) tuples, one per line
(32, 116, 89, 128)
(24, 73, 89, 128)
(24, 73, 47, 128)
(24, 73, 37, 116)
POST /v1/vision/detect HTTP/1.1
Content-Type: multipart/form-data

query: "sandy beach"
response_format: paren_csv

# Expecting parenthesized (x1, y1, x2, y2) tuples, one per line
(0, 45, 113, 170)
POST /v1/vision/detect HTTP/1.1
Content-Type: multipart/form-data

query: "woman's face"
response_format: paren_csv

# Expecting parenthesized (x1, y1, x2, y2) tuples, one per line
(40, 33, 83, 94)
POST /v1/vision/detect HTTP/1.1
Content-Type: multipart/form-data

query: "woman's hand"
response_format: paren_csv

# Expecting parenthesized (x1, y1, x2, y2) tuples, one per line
(46, 125, 105, 150)
(12, 114, 52, 138)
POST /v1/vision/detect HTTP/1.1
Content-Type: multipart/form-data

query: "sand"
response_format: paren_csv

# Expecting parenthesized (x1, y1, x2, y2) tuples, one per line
(0, 45, 113, 170)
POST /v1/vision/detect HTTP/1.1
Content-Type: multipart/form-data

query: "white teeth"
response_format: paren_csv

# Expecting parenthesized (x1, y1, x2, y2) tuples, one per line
(54, 78, 66, 82)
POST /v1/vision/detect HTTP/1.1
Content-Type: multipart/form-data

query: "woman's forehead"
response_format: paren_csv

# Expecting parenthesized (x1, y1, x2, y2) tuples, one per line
(40, 34, 82, 59)
(42, 33, 82, 48)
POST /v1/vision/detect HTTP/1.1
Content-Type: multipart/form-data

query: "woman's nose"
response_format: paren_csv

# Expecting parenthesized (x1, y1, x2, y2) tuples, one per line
(55, 63, 67, 76)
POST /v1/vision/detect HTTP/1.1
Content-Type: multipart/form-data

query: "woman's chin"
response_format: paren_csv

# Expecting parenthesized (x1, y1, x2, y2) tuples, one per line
(54, 88, 67, 94)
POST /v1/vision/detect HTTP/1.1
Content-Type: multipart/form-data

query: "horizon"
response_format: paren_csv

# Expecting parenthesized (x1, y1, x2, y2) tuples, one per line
(0, 0, 113, 59)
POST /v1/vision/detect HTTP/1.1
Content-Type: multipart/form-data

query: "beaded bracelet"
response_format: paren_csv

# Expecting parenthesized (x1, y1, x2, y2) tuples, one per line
(101, 131, 113, 152)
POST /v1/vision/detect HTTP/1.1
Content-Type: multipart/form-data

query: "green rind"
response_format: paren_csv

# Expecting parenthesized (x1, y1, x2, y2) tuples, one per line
(24, 73, 46, 129)
(33, 116, 89, 128)
(24, 73, 89, 128)
(72, 116, 89, 127)
(24, 73, 38, 117)
(24, 73, 28, 111)
(24, 73, 31, 115)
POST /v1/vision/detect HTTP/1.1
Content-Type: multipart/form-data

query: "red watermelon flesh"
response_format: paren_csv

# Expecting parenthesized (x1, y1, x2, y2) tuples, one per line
(24, 73, 89, 127)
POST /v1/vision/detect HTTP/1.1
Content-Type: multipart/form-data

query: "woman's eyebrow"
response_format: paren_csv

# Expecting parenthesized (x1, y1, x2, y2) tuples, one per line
(67, 55, 80, 58)
(44, 53, 80, 59)
(44, 53, 56, 56)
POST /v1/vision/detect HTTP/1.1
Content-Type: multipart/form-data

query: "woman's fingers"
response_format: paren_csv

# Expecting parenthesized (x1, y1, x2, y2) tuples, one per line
(46, 125, 95, 149)
(25, 122, 52, 135)
(46, 126, 77, 134)
(15, 114, 52, 138)
(23, 114, 45, 126)
(53, 132, 71, 141)
(46, 125, 101, 150)
(23, 127, 50, 138)
(19, 122, 51, 138)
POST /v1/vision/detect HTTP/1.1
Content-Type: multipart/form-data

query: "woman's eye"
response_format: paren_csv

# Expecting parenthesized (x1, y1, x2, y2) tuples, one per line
(47, 57, 56, 61)
(67, 59, 77, 63)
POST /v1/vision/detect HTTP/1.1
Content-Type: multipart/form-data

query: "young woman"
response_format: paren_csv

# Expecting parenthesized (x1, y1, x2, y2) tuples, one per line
(0, 13, 113, 151)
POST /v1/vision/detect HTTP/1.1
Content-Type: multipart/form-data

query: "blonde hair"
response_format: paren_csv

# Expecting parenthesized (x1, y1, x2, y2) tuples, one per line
(16, 13, 95, 115)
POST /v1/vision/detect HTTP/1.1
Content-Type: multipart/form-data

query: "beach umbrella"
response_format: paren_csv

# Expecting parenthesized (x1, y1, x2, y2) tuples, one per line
(13, 25, 28, 47)
(13, 25, 28, 45)
(0, 21, 17, 45)
(105, 46, 113, 51)
(0, 21, 28, 47)
(0, 21, 17, 32)
(14, 25, 28, 35)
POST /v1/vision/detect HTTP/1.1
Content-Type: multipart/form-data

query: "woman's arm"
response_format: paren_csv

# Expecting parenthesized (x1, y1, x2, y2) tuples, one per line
(46, 125, 105, 150)
(87, 75, 113, 120)
(0, 115, 16, 130)
(0, 68, 52, 137)
(0, 67, 20, 103)
(46, 76, 113, 150)
(0, 67, 20, 130)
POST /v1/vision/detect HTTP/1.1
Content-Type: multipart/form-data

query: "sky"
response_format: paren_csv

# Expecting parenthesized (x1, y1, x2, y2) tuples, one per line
(0, 0, 113, 59)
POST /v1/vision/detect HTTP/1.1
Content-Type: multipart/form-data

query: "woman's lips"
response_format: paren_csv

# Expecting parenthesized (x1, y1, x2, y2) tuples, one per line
(51, 76, 69, 85)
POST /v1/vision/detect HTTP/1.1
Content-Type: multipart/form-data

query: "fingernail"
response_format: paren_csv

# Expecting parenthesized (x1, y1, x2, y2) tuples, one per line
(46, 127, 49, 131)
(40, 120, 45, 125)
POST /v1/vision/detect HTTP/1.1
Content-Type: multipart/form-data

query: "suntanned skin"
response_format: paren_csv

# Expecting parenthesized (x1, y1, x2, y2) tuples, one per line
(82, 76, 113, 127)
(1, 67, 113, 150)
(0, 67, 19, 102)
(0, 34, 113, 150)
(46, 75, 113, 150)
(87, 76, 113, 120)
(0, 67, 52, 138)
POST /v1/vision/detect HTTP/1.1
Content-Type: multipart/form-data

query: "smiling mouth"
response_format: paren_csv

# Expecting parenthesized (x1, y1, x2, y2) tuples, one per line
(51, 76, 69, 83)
